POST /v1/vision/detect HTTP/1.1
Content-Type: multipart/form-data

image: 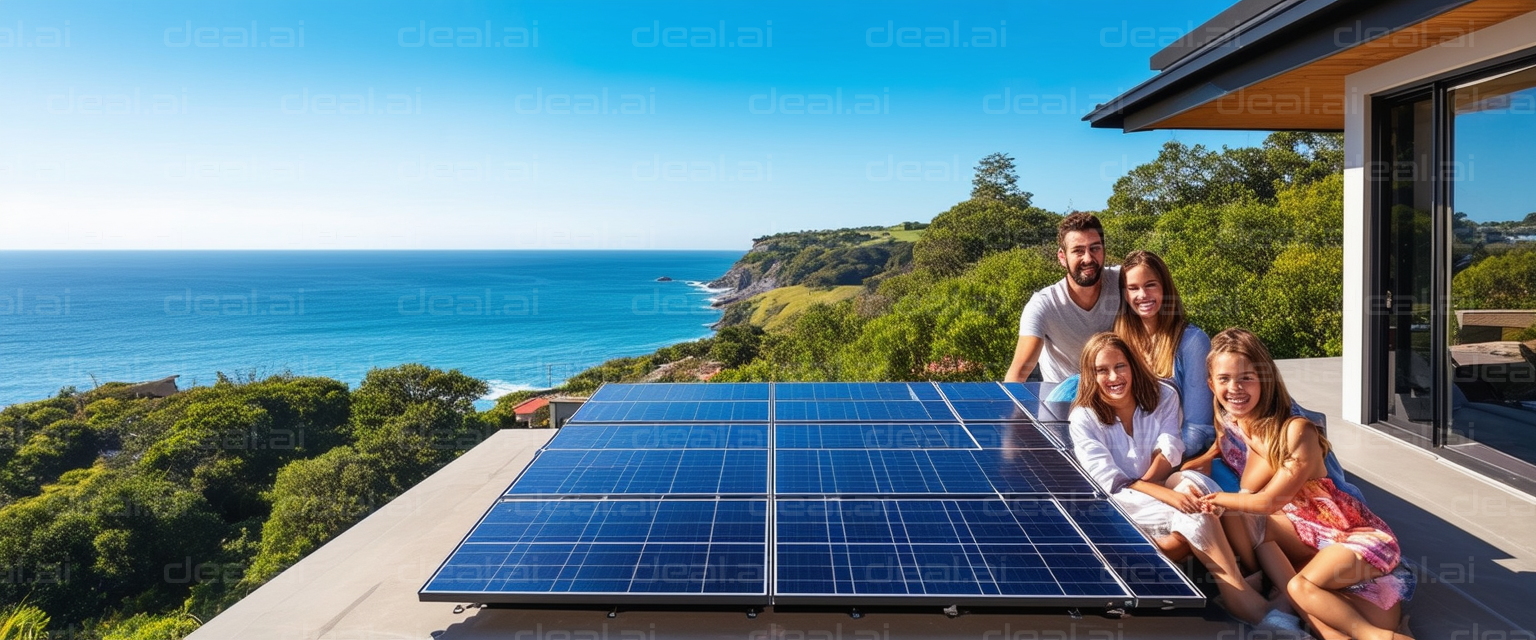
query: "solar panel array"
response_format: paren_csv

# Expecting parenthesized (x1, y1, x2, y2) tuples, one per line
(420, 382, 1204, 610)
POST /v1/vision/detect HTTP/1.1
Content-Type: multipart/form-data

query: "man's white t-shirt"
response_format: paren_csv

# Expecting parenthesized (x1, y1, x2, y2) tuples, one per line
(1018, 265, 1122, 383)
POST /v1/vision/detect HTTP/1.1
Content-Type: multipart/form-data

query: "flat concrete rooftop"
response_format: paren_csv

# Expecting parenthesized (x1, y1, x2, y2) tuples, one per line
(188, 359, 1536, 639)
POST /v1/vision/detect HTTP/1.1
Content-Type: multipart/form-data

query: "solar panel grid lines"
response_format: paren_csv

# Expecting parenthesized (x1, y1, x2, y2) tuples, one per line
(774, 424, 977, 450)
(1051, 498, 1204, 605)
(545, 424, 770, 450)
(588, 383, 771, 402)
(1044, 496, 1137, 609)
(922, 381, 986, 451)
(765, 382, 777, 606)
(419, 498, 771, 603)
(421, 382, 1205, 609)
(1048, 496, 1205, 607)
(771, 498, 1134, 604)
(571, 400, 771, 423)
(962, 422, 1058, 450)
(506, 449, 770, 497)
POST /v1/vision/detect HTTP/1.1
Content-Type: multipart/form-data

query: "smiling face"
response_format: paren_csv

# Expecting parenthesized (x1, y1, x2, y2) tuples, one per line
(1057, 229, 1105, 287)
(1122, 264, 1163, 321)
(1208, 351, 1261, 418)
(1092, 345, 1134, 406)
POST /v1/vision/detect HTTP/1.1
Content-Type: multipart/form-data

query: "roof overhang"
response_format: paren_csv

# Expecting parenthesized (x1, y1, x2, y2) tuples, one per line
(1085, 0, 1536, 131)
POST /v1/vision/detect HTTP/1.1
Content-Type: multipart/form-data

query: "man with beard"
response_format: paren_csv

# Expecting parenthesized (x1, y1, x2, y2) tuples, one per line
(1004, 212, 1121, 384)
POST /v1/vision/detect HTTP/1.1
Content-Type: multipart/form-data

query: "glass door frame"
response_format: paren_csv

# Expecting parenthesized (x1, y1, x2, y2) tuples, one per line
(1368, 48, 1536, 494)
(1368, 86, 1443, 448)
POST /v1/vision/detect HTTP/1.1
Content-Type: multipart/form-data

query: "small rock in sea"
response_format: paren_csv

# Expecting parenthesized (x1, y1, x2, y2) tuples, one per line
(656, 276, 673, 282)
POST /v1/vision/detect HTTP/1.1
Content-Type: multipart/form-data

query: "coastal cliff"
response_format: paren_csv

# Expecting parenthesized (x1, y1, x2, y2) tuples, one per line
(701, 225, 921, 313)
(705, 250, 781, 306)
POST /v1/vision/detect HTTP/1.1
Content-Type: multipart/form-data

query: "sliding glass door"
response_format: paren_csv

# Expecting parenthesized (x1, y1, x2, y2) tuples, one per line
(1372, 56, 1536, 489)
(1447, 64, 1536, 473)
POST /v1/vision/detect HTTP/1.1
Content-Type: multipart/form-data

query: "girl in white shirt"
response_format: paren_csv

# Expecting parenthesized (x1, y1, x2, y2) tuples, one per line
(1069, 332, 1268, 625)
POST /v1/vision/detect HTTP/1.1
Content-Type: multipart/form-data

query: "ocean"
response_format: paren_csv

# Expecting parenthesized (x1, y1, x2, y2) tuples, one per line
(0, 251, 740, 408)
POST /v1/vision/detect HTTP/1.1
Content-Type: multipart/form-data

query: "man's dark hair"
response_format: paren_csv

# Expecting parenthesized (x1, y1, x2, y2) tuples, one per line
(1057, 212, 1105, 249)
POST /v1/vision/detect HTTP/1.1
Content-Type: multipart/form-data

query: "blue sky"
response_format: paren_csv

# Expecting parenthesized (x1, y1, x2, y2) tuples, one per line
(0, 0, 1275, 250)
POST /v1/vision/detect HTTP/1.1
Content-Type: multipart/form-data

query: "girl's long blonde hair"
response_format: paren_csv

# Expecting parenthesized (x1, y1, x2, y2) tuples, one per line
(1113, 251, 1187, 379)
(1207, 328, 1330, 469)
(1073, 333, 1161, 425)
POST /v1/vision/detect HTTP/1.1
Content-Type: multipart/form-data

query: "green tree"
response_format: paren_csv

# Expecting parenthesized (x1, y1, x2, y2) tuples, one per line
(1257, 245, 1345, 357)
(709, 325, 765, 368)
(913, 199, 1060, 275)
(243, 446, 385, 585)
(971, 152, 1033, 210)
(1453, 246, 1536, 310)
(0, 465, 224, 625)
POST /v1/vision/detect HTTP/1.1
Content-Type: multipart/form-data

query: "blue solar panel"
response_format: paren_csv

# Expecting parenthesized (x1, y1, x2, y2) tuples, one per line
(964, 422, 1057, 449)
(774, 500, 1128, 601)
(947, 399, 1032, 422)
(776, 450, 995, 495)
(422, 499, 767, 599)
(547, 425, 769, 450)
(774, 449, 1096, 497)
(1001, 382, 1042, 403)
(588, 383, 770, 402)
(774, 382, 931, 401)
(1097, 543, 1203, 601)
(775, 424, 975, 449)
(1000, 381, 1076, 422)
(973, 448, 1099, 496)
(424, 381, 1203, 609)
(936, 382, 1014, 401)
(570, 400, 769, 423)
(1056, 499, 1147, 544)
(1038, 422, 1072, 449)
(774, 400, 954, 422)
(508, 449, 767, 495)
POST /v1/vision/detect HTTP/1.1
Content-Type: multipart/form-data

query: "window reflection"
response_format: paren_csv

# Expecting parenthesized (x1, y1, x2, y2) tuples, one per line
(1449, 65, 1536, 469)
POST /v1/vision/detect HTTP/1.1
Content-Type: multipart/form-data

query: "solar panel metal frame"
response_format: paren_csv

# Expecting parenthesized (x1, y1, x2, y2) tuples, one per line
(420, 382, 1205, 610)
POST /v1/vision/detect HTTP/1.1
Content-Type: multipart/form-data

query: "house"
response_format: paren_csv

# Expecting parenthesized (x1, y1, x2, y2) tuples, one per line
(1087, 0, 1536, 493)
(509, 396, 548, 427)
(546, 395, 587, 428)
(119, 375, 180, 398)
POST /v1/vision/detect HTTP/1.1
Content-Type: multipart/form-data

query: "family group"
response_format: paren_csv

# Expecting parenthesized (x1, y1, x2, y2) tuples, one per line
(1004, 213, 1414, 640)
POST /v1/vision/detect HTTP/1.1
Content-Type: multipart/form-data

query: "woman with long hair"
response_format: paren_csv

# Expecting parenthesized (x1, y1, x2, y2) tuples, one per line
(1198, 329, 1413, 640)
(1047, 252, 1219, 462)
(1112, 250, 1217, 464)
(1067, 332, 1269, 625)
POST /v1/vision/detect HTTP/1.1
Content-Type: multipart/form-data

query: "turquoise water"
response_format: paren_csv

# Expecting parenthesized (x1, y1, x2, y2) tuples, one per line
(0, 251, 739, 406)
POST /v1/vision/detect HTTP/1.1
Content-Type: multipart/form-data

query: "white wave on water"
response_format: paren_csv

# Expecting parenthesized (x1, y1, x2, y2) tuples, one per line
(482, 379, 538, 401)
(686, 280, 731, 294)
(685, 280, 733, 305)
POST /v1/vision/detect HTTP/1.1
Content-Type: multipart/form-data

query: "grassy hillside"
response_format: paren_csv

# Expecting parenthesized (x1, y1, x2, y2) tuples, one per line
(744, 285, 863, 331)
(860, 225, 926, 244)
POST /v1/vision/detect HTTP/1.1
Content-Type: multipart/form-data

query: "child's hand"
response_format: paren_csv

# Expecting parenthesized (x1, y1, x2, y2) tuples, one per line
(1197, 492, 1224, 514)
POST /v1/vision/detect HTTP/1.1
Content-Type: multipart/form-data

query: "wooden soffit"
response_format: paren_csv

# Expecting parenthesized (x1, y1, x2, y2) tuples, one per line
(1150, 0, 1536, 130)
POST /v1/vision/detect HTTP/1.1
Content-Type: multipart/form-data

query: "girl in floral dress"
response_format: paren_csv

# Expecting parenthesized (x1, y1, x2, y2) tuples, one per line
(1198, 328, 1413, 640)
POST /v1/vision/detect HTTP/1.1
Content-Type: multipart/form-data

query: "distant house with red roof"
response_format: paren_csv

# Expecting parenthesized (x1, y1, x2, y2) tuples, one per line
(511, 397, 549, 427)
